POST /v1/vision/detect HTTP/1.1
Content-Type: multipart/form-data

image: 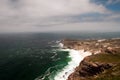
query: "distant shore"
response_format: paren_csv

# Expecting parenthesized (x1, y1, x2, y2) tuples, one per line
(61, 38, 120, 55)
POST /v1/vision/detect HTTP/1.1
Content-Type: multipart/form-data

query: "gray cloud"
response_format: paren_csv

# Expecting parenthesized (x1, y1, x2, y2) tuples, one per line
(0, 0, 120, 33)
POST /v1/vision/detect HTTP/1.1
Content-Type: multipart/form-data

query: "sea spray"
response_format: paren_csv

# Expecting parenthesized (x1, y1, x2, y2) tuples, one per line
(54, 49, 92, 80)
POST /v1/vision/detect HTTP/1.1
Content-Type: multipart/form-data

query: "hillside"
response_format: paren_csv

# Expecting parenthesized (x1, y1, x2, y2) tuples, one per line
(61, 38, 120, 80)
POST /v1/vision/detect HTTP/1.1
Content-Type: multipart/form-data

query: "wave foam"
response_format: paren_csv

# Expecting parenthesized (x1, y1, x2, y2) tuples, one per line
(54, 49, 92, 80)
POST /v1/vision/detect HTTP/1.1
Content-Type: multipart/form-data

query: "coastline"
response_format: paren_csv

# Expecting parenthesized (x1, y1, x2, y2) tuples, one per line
(60, 38, 120, 80)
(38, 38, 120, 80)
(54, 49, 91, 80)
(53, 43, 92, 80)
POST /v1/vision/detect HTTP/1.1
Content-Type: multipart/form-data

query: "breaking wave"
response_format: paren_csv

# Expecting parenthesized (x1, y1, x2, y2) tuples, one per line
(35, 43, 91, 80)
(54, 49, 92, 80)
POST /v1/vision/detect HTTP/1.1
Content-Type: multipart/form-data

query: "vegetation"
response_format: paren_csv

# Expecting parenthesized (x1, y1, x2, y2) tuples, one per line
(87, 52, 120, 80)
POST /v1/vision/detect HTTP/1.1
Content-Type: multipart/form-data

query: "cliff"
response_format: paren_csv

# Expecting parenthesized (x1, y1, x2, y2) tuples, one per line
(61, 38, 120, 80)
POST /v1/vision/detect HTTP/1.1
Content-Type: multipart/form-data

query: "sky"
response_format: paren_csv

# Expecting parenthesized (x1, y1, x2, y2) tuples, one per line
(0, 0, 120, 33)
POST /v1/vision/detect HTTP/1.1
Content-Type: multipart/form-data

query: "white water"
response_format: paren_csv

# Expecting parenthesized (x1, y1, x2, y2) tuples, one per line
(35, 42, 92, 80)
(54, 49, 92, 80)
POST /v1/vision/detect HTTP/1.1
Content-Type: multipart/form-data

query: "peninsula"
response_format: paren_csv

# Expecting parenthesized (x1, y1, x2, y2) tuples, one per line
(61, 38, 120, 80)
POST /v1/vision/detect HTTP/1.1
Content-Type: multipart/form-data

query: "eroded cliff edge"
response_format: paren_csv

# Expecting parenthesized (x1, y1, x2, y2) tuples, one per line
(61, 38, 120, 80)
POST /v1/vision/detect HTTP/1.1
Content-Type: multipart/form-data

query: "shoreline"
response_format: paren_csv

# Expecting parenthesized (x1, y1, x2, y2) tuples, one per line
(54, 43, 92, 80)
(61, 38, 120, 80)
(36, 38, 120, 80)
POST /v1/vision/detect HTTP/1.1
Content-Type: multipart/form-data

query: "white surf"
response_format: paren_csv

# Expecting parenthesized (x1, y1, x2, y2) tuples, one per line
(54, 48, 92, 80)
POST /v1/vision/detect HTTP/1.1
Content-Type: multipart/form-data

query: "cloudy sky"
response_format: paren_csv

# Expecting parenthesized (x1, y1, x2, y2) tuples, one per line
(0, 0, 120, 33)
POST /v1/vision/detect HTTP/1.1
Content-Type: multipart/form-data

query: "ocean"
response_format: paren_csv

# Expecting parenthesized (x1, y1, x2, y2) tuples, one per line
(0, 32, 120, 80)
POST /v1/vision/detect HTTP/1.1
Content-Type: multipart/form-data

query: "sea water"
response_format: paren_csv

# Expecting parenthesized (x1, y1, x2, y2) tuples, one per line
(0, 32, 120, 80)
(54, 49, 91, 80)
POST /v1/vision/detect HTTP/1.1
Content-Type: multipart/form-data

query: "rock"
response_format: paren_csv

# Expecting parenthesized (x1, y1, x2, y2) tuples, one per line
(68, 59, 112, 80)
(62, 39, 120, 80)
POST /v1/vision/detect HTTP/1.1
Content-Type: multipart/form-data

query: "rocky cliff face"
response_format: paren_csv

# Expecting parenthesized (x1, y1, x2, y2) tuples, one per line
(61, 39, 120, 80)
(68, 57, 113, 80)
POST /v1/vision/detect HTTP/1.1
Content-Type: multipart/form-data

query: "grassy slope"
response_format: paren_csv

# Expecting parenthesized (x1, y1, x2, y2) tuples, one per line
(88, 53, 120, 80)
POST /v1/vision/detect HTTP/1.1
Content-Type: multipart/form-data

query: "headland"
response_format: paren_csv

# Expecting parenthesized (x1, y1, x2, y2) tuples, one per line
(61, 38, 120, 80)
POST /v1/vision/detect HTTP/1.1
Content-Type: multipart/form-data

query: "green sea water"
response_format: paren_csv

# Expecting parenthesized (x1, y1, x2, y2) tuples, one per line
(0, 33, 71, 80)
(0, 32, 120, 80)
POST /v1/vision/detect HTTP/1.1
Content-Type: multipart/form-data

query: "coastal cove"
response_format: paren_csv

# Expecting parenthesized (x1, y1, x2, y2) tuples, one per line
(54, 49, 92, 80)
(34, 43, 92, 80)
(38, 38, 120, 80)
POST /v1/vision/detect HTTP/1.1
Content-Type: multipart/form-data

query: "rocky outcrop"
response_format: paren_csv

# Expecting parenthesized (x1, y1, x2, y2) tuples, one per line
(61, 38, 120, 80)
(68, 58, 112, 80)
